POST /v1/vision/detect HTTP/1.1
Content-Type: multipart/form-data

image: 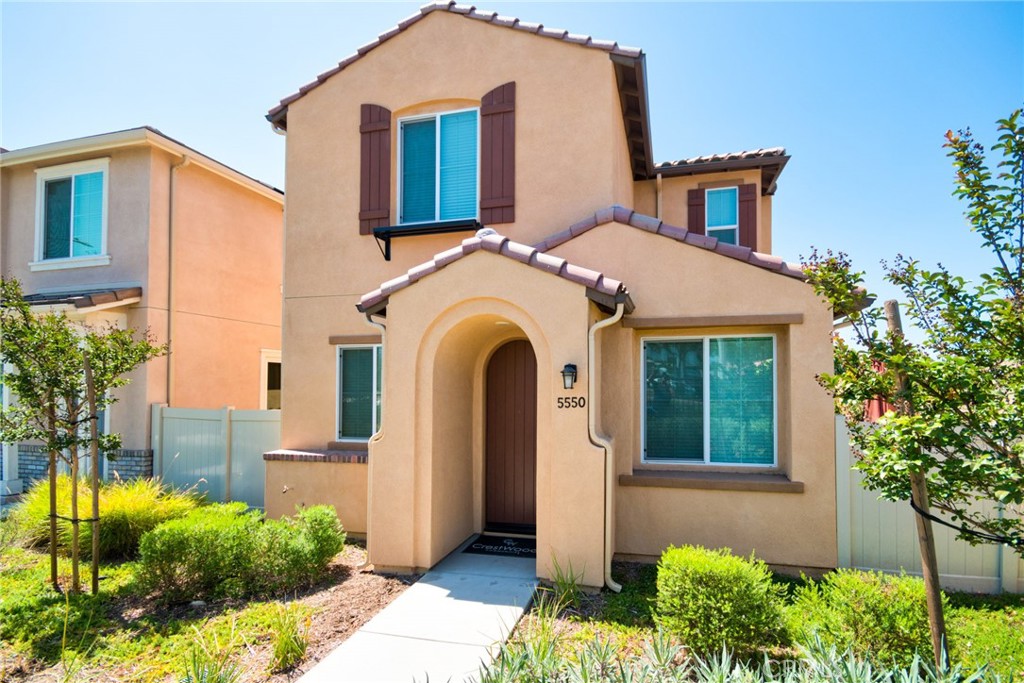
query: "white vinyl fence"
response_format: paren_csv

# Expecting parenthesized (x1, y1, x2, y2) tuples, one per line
(151, 405, 280, 510)
(836, 417, 1023, 593)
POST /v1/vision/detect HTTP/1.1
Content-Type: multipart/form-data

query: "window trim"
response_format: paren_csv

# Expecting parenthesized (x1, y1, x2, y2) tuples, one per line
(31, 158, 111, 271)
(335, 344, 382, 443)
(705, 186, 739, 245)
(397, 107, 480, 226)
(641, 333, 778, 468)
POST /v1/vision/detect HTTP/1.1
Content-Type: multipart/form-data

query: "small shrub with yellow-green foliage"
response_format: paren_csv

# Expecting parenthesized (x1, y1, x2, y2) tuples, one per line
(8, 474, 199, 561)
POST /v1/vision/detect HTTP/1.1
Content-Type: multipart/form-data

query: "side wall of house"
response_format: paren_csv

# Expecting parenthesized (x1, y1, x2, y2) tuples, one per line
(148, 150, 284, 413)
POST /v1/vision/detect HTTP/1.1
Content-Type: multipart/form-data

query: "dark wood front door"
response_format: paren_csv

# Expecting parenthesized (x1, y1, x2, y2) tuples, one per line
(485, 340, 537, 533)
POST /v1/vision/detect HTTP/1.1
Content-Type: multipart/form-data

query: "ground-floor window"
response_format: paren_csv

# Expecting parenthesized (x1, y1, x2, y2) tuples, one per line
(336, 345, 382, 441)
(642, 335, 776, 466)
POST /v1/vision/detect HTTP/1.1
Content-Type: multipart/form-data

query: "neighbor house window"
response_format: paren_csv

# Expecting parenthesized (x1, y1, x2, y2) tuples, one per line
(336, 345, 382, 441)
(706, 187, 738, 246)
(399, 109, 478, 224)
(33, 159, 110, 270)
(643, 336, 776, 466)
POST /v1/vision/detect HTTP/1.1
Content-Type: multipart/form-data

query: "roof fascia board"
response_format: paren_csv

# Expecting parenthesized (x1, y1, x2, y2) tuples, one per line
(1, 129, 283, 205)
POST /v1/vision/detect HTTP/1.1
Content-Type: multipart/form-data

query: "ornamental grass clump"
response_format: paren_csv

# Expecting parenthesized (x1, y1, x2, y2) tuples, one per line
(9, 474, 199, 561)
(654, 545, 785, 656)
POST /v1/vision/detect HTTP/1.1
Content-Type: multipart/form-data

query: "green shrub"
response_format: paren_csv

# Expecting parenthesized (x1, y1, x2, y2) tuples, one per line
(654, 545, 785, 656)
(138, 504, 345, 602)
(9, 474, 199, 560)
(787, 569, 939, 667)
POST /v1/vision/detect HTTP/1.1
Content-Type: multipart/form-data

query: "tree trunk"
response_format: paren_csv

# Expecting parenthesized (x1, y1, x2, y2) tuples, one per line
(885, 300, 947, 668)
(84, 352, 101, 595)
(70, 439, 80, 594)
(47, 402, 58, 592)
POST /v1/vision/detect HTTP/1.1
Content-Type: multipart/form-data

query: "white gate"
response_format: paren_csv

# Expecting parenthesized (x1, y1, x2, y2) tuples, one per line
(151, 405, 279, 509)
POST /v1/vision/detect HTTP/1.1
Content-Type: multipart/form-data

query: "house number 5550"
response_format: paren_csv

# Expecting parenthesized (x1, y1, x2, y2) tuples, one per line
(556, 397, 586, 409)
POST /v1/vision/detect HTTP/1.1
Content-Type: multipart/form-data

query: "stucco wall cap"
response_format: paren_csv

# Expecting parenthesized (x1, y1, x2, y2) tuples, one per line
(594, 206, 616, 225)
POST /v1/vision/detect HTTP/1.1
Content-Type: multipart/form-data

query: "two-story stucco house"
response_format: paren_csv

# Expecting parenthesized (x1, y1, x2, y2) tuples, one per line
(0, 127, 284, 502)
(263, 2, 836, 589)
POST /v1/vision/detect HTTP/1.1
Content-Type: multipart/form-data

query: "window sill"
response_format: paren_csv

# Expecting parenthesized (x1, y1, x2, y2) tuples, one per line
(619, 469, 803, 493)
(29, 255, 111, 272)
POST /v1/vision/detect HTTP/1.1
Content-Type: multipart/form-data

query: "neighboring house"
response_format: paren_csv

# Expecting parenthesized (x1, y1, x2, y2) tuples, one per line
(0, 127, 284, 503)
(263, 2, 835, 588)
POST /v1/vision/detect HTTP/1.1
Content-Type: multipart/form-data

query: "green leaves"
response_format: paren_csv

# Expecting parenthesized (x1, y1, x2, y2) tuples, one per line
(803, 110, 1024, 552)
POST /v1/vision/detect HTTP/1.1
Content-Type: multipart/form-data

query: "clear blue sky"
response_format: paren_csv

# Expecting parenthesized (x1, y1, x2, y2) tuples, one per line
(2, 1, 1021, 306)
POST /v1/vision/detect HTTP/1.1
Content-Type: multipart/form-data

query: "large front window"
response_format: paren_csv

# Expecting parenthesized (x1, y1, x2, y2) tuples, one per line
(643, 336, 775, 466)
(336, 345, 382, 441)
(34, 159, 109, 269)
(399, 109, 478, 224)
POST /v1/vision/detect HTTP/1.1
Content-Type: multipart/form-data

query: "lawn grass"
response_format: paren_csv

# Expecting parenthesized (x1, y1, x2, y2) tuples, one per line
(0, 544, 313, 682)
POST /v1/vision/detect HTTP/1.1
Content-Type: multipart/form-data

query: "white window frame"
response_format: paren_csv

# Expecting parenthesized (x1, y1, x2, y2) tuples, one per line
(259, 349, 282, 410)
(641, 334, 778, 467)
(397, 107, 480, 225)
(31, 158, 112, 271)
(705, 186, 739, 246)
(335, 344, 382, 443)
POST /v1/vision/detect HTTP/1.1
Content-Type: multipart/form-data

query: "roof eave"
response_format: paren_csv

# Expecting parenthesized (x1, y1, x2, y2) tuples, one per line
(610, 53, 654, 181)
(655, 154, 791, 196)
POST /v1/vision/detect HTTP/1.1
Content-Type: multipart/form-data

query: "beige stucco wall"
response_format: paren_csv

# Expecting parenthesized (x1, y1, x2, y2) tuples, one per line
(548, 221, 837, 569)
(368, 252, 607, 585)
(265, 460, 368, 534)
(280, 11, 635, 450)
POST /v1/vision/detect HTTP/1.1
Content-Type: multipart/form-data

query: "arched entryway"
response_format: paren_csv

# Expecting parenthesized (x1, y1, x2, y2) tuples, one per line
(485, 339, 537, 534)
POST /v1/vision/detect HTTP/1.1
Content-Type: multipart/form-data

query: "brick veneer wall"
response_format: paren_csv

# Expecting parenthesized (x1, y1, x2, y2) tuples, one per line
(18, 445, 153, 485)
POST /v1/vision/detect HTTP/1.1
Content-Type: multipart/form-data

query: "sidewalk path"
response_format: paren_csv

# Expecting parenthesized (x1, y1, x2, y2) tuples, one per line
(298, 543, 538, 682)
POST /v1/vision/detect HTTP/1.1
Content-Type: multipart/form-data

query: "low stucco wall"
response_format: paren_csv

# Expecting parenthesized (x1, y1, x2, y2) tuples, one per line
(264, 456, 368, 535)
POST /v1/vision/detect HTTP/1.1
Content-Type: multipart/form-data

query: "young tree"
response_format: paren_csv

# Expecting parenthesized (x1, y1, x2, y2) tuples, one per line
(804, 110, 1024, 662)
(0, 277, 165, 593)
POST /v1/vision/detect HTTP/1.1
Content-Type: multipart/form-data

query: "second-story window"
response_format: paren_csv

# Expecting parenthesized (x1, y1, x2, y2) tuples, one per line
(33, 159, 110, 270)
(399, 109, 478, 224)
(706, 186, 738, 246)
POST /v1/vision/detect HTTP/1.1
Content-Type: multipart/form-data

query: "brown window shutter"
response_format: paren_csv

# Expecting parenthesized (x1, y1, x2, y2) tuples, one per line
(359, 104, 391, 235)
(480, 82, 515, 225)
(738, 183, 757, 250)
(687, 189, 705, 236)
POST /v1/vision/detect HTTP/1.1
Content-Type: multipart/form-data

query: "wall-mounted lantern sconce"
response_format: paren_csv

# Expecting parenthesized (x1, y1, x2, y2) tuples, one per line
(561, 363, 578, 390)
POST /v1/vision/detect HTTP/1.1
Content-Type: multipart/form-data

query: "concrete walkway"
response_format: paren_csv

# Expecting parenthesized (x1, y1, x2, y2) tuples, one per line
(298, 540, 538, 683)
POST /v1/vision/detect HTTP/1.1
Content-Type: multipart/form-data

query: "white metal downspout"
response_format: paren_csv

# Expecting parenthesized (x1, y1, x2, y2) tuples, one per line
(360, 312, 386, 570)
(589, 302, 625, 592)
(167, 154, 190, 406)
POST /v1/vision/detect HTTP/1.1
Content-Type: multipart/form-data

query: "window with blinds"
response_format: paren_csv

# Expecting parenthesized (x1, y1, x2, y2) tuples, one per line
(643, 336, 776, 466)
(337, 345, 383, 441)
(706, 186, 739, 246)
(399, 109, 478, 224)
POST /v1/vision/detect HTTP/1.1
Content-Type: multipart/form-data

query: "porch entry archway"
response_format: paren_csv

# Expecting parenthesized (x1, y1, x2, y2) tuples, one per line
(485, 339, 537, 534)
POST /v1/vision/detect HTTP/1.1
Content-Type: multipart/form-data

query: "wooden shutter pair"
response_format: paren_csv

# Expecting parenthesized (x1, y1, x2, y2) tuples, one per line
(687, 184, 758, 251)
(358, 82, 516, 234)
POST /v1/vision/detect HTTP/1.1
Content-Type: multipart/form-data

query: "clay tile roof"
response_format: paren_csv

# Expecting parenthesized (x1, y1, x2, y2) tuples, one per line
(533, 205, 807, 282)
(22, 286, 143, 310)
(357, 232, 630, 314)
(654, 147, 791, 196)
(655, 147, 788, 169)
(267, 2, 643, 127)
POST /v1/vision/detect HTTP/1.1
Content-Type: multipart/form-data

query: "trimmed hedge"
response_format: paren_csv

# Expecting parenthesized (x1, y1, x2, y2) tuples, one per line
(787, 569, 940, 667)
(137, 503, 346, 602)
(655, 545, 785, 656)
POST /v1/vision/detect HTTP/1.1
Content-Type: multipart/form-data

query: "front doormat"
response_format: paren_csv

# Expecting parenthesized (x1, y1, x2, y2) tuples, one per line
(462, 534, 536, 559)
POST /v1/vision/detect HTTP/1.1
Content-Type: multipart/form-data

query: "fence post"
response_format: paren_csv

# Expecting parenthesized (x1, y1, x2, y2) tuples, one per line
(835, 416, 852, 569)
(151, 403, 166, 480)
(222, 406, 234, 502)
